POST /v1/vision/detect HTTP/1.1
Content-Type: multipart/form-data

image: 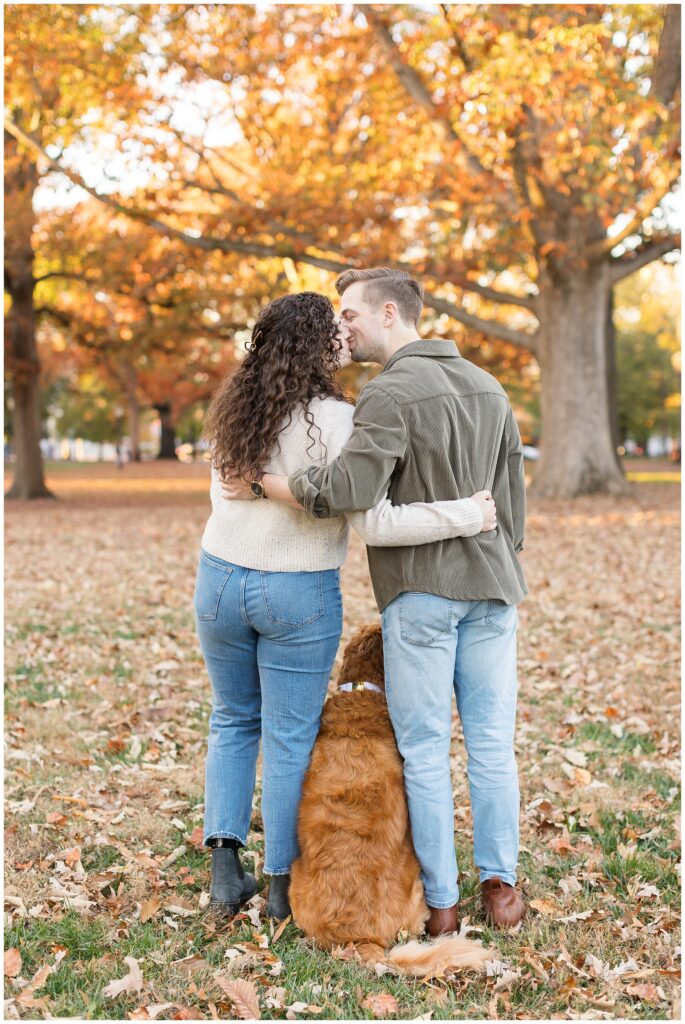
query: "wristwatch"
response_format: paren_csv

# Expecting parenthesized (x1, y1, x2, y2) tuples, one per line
(250, 471, 267, 499)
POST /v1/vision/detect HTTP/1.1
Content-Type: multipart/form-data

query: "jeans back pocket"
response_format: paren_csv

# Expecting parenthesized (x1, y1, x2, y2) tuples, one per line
(194, 551, 233, 621)
(399, 591, 452, 647)
(260, 570, 324, 628)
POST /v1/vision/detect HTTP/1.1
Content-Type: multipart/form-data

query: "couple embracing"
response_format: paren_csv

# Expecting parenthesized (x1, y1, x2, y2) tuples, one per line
(194, 267, 528, 937)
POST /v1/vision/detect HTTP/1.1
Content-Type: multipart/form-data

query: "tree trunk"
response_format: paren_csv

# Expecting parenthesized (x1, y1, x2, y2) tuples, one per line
(4, 130, 54, 500)
(126, 365, 141, 462)
(154, 402, 178, 459)
(605, 288, 622, 459)
(530, 263, 630, 498)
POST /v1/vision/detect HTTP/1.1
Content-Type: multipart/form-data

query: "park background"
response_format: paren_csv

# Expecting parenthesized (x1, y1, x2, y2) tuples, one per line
(3, 3, 681, 1021)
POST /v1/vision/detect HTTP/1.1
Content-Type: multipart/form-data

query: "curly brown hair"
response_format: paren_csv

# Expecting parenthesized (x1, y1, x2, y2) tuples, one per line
(204, 291, 347, 481)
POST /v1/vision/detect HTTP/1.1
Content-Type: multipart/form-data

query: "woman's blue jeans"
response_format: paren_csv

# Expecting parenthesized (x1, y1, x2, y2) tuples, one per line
(381, 592, 520, 909)
(194, 550, 342, 875)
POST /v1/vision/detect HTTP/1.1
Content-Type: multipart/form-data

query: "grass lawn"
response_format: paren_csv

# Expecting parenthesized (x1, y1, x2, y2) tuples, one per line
(4, 463, 681, 1020)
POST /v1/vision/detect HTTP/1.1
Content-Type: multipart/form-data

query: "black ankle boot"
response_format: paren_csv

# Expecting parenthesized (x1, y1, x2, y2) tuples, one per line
(209, 840, 258, 915)
(266, 873, 291, 920)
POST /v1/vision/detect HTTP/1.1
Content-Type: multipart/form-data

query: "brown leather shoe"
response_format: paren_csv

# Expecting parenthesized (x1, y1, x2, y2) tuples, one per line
(425, 904, 460, 937)
(481, 877, 525, 928)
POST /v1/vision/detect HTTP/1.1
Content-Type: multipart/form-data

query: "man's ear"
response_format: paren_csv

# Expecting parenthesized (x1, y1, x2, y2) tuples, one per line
(383, 301, 398, 326)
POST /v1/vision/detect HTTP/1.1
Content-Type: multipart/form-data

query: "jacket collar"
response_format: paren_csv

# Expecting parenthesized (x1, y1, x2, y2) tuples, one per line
(383, 339, 461, 372)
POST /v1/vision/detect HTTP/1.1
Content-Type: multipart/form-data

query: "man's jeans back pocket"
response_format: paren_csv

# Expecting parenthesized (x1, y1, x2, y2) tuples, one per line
(484, 599, 514, 635)
(261, 570, 324, 628)
(399, 592, 452, 647)
(195, 551, 233, 621)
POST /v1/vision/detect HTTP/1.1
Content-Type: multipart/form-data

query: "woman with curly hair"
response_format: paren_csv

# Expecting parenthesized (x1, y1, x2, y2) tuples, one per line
(195, 291, 496, 921)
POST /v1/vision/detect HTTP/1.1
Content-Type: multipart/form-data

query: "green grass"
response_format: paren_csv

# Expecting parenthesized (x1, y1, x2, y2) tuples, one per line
(618, 761, 680, 804)
(576, 720, 658, 755)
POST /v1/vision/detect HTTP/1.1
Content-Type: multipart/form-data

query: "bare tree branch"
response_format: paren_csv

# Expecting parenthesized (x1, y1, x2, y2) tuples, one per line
(33, 270, 95, 285)
(445, 275, 539, 312)
(652, 4, 682, 106)
(588, 175, 681, 259)
(439, 4, 475, 72)
(423, 294, 538, 351)
(609, 233, 680, 283)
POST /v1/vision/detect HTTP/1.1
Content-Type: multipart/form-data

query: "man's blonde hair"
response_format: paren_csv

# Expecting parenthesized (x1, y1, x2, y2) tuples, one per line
(335, 267, 424, 327)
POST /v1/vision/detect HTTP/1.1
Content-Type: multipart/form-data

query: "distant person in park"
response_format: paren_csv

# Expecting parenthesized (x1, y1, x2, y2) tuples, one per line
(222, 269, 528, 934)
(194, 289, 498, 921)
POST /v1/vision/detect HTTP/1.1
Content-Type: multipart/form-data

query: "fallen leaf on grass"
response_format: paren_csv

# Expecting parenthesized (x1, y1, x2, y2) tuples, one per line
(16, 964, 53, 1008)
(624, 982, 661, 1002)
(361, 992, 399, 1018)
(140, 896, 162, 923)
(172, 954, 211, 977)
(187, 826, 205, 847)
(4, 948, 22, 977)
(556, 908, 611, 924)
(214, 976, 261, 1019)
(128, 1004, 204, 1021)
(530, 898, 562, 916)
(46, 811, 68, 827)
(127, 1003, 174, 1020)
(331, 943, 362, 962)
(104, 956, 144, 999)
(549, 829, 574, 854)
(285, 1001, 324, 1016)
(271, 915, 291, 943)
(563, 749, 588, 768)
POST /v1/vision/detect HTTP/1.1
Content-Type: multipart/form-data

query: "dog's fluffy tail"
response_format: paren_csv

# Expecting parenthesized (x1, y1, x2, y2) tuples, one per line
(383, 932, 493, 977)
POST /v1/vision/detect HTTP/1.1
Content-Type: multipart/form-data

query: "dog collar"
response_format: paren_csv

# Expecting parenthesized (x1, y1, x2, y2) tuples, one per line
(337, 681, 384, 694)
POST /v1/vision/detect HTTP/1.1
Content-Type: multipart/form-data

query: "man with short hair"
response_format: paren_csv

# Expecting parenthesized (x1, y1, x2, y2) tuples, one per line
(250, 268, 528, 933)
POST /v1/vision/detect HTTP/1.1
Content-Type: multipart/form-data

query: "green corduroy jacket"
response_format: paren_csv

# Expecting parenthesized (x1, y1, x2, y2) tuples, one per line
(289, 338, 528, 612)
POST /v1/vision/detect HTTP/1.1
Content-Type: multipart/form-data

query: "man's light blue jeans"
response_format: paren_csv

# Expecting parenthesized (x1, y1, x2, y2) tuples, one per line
(381, 592, 520, 909)
(194, 550, 342, 874)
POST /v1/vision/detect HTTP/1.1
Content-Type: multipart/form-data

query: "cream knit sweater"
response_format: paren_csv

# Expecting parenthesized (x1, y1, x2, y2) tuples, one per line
(200, 397, 484, 572)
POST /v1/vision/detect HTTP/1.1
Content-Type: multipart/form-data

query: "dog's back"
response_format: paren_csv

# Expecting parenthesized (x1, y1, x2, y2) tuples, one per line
(289, 629, 427, 948)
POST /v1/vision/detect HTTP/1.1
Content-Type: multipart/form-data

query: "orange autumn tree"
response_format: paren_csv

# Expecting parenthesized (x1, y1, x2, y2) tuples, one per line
(4, 3, 154, 496)
(34, 202, 280, 458)
(7, 4, 679, 496)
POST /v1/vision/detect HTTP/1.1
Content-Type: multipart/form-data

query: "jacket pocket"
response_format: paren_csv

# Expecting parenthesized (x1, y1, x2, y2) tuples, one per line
(194, 551, 233, 622)
(261, 570, 324, 628)
(399, 592, 452, 646)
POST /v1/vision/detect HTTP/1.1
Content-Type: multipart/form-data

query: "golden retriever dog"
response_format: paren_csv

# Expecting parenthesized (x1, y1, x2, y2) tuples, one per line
(289, 624, 494, 977)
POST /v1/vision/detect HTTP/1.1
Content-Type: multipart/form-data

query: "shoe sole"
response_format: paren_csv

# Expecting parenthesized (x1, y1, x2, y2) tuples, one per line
(210, 883, 259, 916)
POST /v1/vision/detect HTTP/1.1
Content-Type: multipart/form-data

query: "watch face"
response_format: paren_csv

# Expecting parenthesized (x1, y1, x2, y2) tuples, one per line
(250, 481, 264, 498)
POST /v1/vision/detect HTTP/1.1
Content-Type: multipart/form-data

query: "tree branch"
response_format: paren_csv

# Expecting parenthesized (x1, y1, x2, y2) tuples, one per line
(422, 294, 538, 352)
(33, 270, 95, 285)
(447, 275, 539, 312)
(359, 3, 515, 200)
(9, 116, 539, 349)
(439, 4, 475, 73)
(5, 114, 353, 272)
(588, 175, 681, 259)
(652, 4, 681, 107)
(609, 234, 680, 283)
